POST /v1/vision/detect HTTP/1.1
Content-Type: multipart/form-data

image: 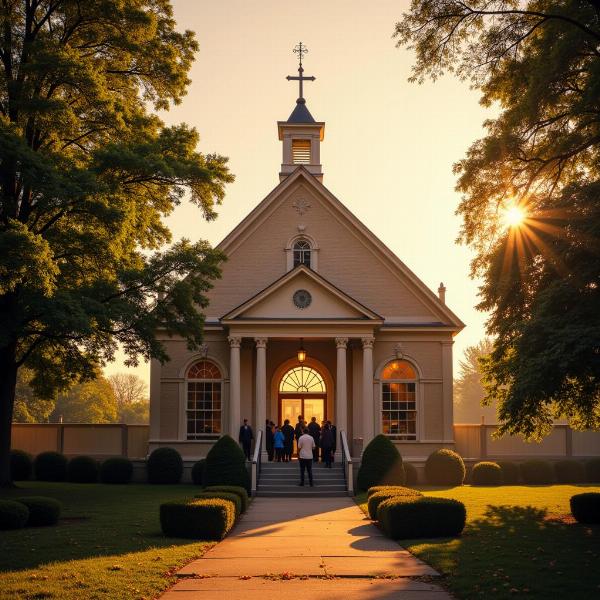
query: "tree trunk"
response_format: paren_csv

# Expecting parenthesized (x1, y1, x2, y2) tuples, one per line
(0, 342, 18, 487)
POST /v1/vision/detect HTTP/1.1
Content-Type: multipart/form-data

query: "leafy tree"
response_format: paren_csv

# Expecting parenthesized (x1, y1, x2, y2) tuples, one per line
(108, 373, 149, 423)
(0, 1, 233, 485)
(13, 368, 53, 423)
(396, 1, 600, 438)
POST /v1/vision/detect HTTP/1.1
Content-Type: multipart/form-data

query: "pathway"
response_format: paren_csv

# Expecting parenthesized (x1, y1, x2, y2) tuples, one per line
(161, 497, 452, 599)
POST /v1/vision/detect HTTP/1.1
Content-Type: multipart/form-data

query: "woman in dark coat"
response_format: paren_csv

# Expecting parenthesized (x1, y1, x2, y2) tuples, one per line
(282, 419, 295, 462)
(320, 423, 334, 468)
(265, 419, 274, 461)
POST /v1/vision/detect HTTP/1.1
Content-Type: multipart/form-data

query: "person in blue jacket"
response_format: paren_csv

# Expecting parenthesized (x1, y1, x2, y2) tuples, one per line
(273, 426, 285, 462)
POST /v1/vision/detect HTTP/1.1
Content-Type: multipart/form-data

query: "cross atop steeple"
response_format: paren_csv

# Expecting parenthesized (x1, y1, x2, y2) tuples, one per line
(286, 42, 316, 102)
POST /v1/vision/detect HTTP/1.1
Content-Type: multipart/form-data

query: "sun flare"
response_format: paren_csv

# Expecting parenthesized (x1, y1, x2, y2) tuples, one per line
(502, 205, 526, 228)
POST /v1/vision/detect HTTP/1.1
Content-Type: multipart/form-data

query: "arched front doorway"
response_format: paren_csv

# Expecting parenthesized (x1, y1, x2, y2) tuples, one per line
(278, 365, 327, 425)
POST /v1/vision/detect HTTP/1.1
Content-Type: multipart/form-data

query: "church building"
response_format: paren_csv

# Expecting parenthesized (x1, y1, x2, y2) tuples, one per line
(149, 51, 464, 465)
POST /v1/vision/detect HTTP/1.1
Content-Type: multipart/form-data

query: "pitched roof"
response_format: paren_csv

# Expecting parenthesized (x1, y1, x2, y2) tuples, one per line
(287, 99, 315, 123)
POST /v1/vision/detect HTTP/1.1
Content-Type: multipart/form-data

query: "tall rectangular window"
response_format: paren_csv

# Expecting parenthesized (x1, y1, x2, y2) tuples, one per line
(292, 139, 311, 164)
(381, 382, 417, 440)
(187, 381, 221, 439)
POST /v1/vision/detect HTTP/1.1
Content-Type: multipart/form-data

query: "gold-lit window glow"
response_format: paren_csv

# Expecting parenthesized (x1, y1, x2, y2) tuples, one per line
(382, 360, 416, 380)
(279, 366, 326, 393)
(187, 360, 221, 379)
(186, 360, 222, 439)
(381, 360, 417, 440)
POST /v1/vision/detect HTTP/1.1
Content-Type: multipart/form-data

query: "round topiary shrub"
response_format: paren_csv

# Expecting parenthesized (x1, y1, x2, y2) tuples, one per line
(194, 491, 242, 518)
(585, 458, 600, 482)
(472, 461, 502, 486)
(67, 456, 99, 483)
(498, 461, 520, 485)
(425, 449, 466, 486)
(100, 457, 134, 484)
(367, 487, 422, 520)
(15, 496, 62, 526)
(147, 447, 183, 484)
(403, 462, 418, 485)
(204, 485, 249, 513)
(192, 459, 206, 486)
(160, 498, 235, 540)
(378, 496, 466, 539)
(357, 434, 404, 492)
(570, 492, 600, 524)
(0, 500, 29, 530)
(204, 436, 251, 493)
(10, 449, 33, 481)
(520, 459, 554, 484)
(554, 460, 586, 484)
(34, 451, 68, 482)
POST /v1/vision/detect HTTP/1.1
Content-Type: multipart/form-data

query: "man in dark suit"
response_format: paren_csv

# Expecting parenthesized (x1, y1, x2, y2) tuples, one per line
(282, 419, 295, 462)
(307, 416, 321, 462)
(238, 419, 253, 461)
(294, 415, 304, 449)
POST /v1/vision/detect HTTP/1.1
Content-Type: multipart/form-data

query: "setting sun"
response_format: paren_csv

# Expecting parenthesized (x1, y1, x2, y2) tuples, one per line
(502, 204, 526, 228)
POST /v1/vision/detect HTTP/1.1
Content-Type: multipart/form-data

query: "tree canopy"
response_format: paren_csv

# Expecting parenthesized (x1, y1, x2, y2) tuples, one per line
(396, 1, 600, 438)
(0, 0, 233, 484)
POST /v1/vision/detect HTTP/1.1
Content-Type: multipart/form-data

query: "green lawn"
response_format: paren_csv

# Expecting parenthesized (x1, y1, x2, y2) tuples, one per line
(0, 482, 213, 600)
(357, 484, 600, 600)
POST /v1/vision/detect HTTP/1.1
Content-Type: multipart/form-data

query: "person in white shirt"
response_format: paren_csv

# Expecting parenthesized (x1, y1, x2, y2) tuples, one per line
(297, 427, 315, 487)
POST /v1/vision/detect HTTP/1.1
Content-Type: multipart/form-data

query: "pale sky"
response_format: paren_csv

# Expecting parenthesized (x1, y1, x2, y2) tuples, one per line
(104, 0, 490, 384)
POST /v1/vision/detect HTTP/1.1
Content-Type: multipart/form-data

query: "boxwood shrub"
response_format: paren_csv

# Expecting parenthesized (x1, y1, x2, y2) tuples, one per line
(367, 487, 422, 520)
(554, 460, 585, 484)
(403, 462, 418, 485)
(100, 457, 134, 484)
(472, 461, 502, 486)
(147, 447, 183, 484)
(192, 459, 206, 486)
(10, 449, 33, 481)
(520, 459, 554, 484)
(498, 461, 520, 485)
(356, 434, 404, 492)
(160, 498, 235, 540)
(367, 485, 422, 498)
(204, 435, 251, 493)
(195, 491, 241, 518)
(570, 492, 600, 524)
(585, 458, 600, 483)
(34, 451, 68, 482)
(379, 496, 467, 539)
(425, 449, 465, 486)
(67, 456, 99, 483)
(0, 500, 29, 530)
(204, 485, 249, 513)
(15, 496, 61, 526)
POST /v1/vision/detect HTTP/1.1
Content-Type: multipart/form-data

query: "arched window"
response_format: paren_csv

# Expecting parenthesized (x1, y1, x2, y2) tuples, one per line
(280, 366, 326, 393)
(186, 360, 222, 439)
(381, 360, 417, 440)
(293, 239, 311, 268)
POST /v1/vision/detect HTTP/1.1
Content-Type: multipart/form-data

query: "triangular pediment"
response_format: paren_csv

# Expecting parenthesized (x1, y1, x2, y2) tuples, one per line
(222, 265, 382, 322)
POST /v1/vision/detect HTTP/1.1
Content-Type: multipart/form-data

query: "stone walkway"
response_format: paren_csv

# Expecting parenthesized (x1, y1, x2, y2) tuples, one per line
(161, 497, 451, 599)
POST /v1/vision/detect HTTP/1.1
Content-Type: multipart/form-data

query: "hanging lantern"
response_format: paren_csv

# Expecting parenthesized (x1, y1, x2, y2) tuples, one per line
(297, 338, 307, 363)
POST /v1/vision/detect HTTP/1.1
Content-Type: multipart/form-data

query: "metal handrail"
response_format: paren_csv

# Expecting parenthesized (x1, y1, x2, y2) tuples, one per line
(250, 429, 263, 495)
(340, 430, 353, 495)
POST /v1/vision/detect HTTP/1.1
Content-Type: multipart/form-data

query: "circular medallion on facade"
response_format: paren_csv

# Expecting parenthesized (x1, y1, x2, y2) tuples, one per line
(293, 289, 312, 309)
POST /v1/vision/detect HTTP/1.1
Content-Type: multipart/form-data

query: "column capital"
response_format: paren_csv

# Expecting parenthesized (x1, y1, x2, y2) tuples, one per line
(254, 337, 268, 349)
(335, 337, 348, 349)
(361, 337, 375, 349)
(228, 336, 242, 348)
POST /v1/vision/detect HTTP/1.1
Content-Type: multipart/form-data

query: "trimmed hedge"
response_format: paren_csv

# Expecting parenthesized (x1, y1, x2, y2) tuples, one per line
(498, 461, 520, 485)
(520, 459, 554, 484)
(554, 460, 585, 484)
(357, 434, 404, 491)
(585, 458, 600, 483)
(160, 498, 235, 540)
(100, 457, 133, 484)
(34, 451, 68, 482)
(379, 496, 467, 539)
(425, 449, 465, 486)
(15, 496, 61, 526)
(10, 449, 33, 481)
(367, 485, 422, 498)
(67, 456, 99, 483)
(403, 462, 418, 485)
(195, 491, 241, 517)
(204, 435, 251, 493)
(472, 461, 502, 486)
(0, 500, 29, 530)
(147, 447, 183, 484)
(204, 485, 249, 513)
(367, 487, 422, 520)
(570, 492, 600, 524)
(192, 459, 206, 486)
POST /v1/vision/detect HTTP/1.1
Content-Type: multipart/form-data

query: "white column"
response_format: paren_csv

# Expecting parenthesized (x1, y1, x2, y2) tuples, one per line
(228, 336, 241, 437)
(335, 337, 348, 456)
(362, 337, 375, 448)
(441, 340, 454, 442)
(255, 337, 268, 454)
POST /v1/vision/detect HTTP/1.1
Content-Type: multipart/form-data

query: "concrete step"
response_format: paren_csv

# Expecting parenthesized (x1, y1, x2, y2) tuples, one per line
(257, 490, 349, 497)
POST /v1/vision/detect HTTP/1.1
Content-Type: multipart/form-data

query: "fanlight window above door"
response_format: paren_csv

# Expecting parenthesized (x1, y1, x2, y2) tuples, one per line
(279, 366, 326, 393)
